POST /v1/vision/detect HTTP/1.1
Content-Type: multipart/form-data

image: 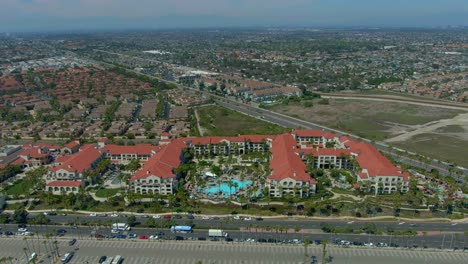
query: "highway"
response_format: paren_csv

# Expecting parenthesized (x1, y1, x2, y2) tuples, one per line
(1, 223, 467, 251)
(16, 213, 468, 232)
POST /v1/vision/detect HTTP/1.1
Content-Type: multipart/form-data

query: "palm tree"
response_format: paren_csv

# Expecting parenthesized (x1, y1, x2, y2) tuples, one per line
(321, 240, 328, 264)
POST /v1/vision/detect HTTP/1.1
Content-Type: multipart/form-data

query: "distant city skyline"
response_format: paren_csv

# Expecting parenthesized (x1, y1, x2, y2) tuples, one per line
(1, 0, 467, 32)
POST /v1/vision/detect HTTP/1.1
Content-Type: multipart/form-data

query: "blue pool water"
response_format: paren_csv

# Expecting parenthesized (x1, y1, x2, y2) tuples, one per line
(203, 179, 253, 197)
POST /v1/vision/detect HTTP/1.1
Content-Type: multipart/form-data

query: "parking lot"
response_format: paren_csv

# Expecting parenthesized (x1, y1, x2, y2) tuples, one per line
(0, 237, 467, 264)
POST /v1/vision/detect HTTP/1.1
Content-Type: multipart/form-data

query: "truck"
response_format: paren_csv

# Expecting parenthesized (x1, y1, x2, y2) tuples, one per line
(112, 223, 131, 232)
(170, 225, 192, 233)
(208, 229, 228, 238)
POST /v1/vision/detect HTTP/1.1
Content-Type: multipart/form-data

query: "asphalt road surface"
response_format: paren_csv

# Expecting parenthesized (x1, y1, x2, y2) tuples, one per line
(26, 213, 468, 233)
(1, 237, 467, 264)
(2, 223, 467, 250)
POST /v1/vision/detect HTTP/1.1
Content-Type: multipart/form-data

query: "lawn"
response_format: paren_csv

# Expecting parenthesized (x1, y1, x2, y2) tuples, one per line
(196, 105, 289, 136)
(392, 133, 468, 167)
(4, 179, 34, 196)
(95, 188, 120, 198)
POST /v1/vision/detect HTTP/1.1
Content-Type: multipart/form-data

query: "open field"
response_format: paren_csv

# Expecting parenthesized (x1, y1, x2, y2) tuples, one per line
(4, 179, 33, 196)
(196, 105, 289, 136)
(95, 188, 120, 198)
(392, 133, 468, 167)
(268, 99, 464, 140)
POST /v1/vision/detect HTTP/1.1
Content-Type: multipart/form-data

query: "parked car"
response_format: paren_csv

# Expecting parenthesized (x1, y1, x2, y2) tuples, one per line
(68, 238, 77, 246)
(95, 234, 104, 239)
(98, 256, 107, 264)
(163, 215, 172, 219)
(110, 213, 119, 217)
(202, 216, 210, 220)
(89, 213, 97, 217)
(18, 228, 28, 232)
(187, 215, 195, 219)
(128, 233, 137, 238)
(244, 217, 252, 221)
(174, 215, 182, 219)
(152, 215, 161, 219)
(139, 235, 149, 240)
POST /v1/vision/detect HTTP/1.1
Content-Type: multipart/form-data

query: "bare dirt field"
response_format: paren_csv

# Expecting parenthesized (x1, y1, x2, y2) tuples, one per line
(269, 99, 468, 166)
(269, 99, 464, 140)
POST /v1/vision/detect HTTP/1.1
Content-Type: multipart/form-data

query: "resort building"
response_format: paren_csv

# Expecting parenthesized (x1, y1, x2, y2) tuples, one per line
(102, 144, 160, 164)
(129, 139, 187, 195)
(46, 144, 107, 195)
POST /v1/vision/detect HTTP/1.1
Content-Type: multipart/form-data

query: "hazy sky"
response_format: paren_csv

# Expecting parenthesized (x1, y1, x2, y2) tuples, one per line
(1, 0, 467, 31)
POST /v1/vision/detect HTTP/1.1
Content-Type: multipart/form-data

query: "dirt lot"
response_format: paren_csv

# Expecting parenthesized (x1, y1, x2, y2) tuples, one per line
(269, 99, 464, 140)
(270, 98, 468, 166)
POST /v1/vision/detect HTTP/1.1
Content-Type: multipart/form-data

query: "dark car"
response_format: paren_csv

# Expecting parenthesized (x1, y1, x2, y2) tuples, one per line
(173, 215, 182, 219)
(225, 237, 233, 242)
(258, 238, 267, 243)
(57, 229, 67, 234)
(98, 256, 107, 263)
(95, 234, 104, 239)
(255, 217, 264, 221)
(198, 237, 206, 241)
(116, 234, 127, 239)
(213, 217, 220, 220)
(5, 231, 14, 236)
(175, 236, 184, 241)
(163, 215, 171, 219)
(267, 238, 276, 243)
(18, 224, 26, 228)
(68, 238, 77, 246)
(187, 215, 195, 219)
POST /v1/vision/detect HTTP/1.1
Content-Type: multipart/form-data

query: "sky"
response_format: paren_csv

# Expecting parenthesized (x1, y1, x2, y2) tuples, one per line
(1, 0, 467, 32)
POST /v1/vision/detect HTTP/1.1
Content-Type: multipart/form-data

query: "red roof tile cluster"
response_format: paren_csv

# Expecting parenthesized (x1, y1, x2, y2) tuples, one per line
(49, 144, 104, 173)
(64, 140, 80, 149)
(268, 134, 316, 184)
(103, 144, 160, 156)
(19, 147, 49, 159)
(130, 139, 188, 181)
(342, 139, 410, 180)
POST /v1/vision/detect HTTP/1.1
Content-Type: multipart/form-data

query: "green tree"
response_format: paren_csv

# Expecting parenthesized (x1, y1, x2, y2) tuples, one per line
(13, 207, 28, 224)
(127, 215, 137, 227)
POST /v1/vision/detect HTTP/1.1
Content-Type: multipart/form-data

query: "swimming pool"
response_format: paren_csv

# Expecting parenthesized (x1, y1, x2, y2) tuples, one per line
(203, 179, 253, 197)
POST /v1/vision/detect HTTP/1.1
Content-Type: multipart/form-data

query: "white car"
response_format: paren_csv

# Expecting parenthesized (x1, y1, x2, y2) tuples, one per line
(202, 216, 210, 220)
(89, 213, 97, 217)
(233, 215, 241, 220)
(244, 217, 252, 221)
(152, 215, 161, 219)
(111, 229, 120, 234)
(110, 213, 119, 217)
(18, 228, 28, 232)
(149, 235, 159, 240)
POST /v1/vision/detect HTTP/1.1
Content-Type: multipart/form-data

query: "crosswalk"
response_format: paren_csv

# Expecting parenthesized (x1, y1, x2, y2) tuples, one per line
(1, 238, 467, 264)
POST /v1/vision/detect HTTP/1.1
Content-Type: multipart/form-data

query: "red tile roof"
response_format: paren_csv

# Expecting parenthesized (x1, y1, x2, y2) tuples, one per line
(19, 147, 49, 159)
(49, 145, 104, 173)
(64, 140, 80, 149)
(268, 134, 316, 184)
(130, 139, 188, 181)
(46, 181, 82, 187)
(293, 130, 327, 137)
